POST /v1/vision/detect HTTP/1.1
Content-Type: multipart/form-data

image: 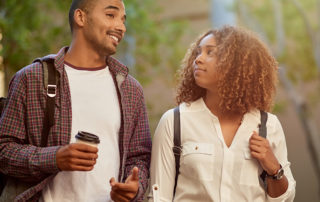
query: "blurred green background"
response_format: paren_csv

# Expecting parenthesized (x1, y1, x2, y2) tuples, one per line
(0, 0, 319, 201)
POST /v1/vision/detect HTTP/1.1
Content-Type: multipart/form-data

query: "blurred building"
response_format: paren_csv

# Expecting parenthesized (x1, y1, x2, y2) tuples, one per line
(151, 0, 320, 201)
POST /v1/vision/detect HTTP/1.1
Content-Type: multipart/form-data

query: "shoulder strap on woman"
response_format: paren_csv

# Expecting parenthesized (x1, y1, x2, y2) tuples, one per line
(172, 106, 182, 197)
(259, 110, 269, 185)
(259, 110, 268, 138)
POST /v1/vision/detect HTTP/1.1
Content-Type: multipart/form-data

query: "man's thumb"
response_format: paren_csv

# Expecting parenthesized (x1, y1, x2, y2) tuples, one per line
(131, 167, 139, 181)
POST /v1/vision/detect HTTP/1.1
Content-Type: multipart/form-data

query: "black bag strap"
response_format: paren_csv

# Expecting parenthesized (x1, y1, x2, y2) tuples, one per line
(172, 109, 269, 195)
(0, 58, 57, 196)
(172, 106, 181, 197)
(259, 110, 268, 138)
(0, 97, 7, 116)
(259, 111, 269, 184)
(32, 57, 57, 147)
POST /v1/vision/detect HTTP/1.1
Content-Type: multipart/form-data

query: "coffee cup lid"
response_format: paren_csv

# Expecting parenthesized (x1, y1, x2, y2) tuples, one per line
(75, 131, 100, 144)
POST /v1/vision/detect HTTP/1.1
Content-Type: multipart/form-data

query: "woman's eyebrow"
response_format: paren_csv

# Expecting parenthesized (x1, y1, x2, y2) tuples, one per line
(204, 45, 217, 48)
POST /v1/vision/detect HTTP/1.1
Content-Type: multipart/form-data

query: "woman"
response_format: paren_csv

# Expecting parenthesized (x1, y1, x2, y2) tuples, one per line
(148, 26, 296, 202)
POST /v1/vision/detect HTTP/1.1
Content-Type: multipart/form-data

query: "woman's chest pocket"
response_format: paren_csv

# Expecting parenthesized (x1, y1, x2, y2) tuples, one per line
(180, 142, 215, 181)
(239, 149, 262, 186)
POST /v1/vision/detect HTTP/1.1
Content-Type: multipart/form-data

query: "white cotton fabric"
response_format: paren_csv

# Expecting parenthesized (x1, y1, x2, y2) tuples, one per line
(41, 64, 121, 202)
(148, 98, 296, 202)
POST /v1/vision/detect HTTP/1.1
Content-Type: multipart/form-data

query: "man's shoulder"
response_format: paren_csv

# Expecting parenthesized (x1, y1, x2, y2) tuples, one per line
(13, 61, 42, 80)
(13, 55, 59, 86)
(108, 57, 144, 93)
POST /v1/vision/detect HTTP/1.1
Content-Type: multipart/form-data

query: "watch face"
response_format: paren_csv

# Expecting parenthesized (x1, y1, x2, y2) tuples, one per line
(276, 168, 284, 180)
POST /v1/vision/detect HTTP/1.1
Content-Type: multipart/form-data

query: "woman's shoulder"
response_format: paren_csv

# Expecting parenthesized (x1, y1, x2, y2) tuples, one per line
(248, 109, 283, 135)
(179, 98, 206, 113)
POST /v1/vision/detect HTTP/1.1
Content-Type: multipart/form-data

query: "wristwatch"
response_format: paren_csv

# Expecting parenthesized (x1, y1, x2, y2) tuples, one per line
(265, 164, 284, 180)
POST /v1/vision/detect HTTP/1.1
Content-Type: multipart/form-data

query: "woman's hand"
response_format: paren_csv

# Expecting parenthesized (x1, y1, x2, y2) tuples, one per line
(249, 131, 280, 175)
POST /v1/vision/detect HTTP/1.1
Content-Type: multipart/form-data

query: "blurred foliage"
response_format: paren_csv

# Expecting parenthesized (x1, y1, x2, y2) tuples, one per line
(0, 0, 186, 133)
(0, 0, 70, 74)
(238, 0, 318, 81)
(117, 0, 186, 85)
(237, 0, 320, 110)
(0, 0, 185, 86)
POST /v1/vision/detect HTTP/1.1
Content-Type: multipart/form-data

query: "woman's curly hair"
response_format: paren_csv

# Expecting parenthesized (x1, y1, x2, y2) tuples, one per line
(176, 26, 278, 114)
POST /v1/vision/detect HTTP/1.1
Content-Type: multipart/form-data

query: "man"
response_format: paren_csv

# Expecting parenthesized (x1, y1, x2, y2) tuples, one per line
(0, 0, 151, 201)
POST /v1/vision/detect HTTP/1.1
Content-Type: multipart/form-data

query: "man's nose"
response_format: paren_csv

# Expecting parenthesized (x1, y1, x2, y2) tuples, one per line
(115, 20, 126, 34)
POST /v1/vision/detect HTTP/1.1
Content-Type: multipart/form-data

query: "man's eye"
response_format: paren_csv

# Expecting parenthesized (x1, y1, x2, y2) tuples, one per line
(106, 14, 114, 18)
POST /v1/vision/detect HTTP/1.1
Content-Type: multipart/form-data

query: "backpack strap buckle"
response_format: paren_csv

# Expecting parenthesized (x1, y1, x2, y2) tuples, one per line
(172, 146, 182, 155)
(47, 84, 57, 97)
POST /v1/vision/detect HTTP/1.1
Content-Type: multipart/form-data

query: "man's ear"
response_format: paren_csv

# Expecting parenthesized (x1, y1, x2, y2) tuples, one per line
(73, 8, 86, 28)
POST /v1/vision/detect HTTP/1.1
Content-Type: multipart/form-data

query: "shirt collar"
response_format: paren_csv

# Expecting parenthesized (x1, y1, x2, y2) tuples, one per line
(48, 46, 129, 77)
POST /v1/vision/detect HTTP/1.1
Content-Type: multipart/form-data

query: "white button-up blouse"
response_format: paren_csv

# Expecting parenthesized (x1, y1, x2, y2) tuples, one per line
(148, 98, 296, 202)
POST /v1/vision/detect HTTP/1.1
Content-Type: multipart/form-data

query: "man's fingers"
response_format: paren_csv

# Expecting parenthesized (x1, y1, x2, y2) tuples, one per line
(110, 190, 130, 202)
(111, 189, 135, 198)
(72, 158, 96, 166)
(68, 165, 95, 171)
(65, 147, 98, 160)
(110, 168, 139, 201)
(125, 167, 139, 183)
(111, 182, 137, 192)
(70, 143, 98, 153)
(110, 177, 116, 186)
(131, 167, 139, 181)
(56, 143, 99, 171)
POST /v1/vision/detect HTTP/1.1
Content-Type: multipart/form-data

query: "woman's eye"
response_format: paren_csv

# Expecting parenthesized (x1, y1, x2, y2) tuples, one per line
(195, 49, 201, 55)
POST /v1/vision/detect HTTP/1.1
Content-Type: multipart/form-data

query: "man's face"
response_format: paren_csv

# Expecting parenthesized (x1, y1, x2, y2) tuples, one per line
(83, 0, 126, 56)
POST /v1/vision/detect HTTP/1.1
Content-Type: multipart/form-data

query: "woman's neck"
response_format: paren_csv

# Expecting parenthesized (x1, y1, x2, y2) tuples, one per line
(204, 90, 243, 121)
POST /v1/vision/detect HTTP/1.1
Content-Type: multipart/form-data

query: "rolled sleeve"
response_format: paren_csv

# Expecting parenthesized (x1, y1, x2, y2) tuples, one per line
(267, 116, 296, 202)
(267, 179, 296, 202)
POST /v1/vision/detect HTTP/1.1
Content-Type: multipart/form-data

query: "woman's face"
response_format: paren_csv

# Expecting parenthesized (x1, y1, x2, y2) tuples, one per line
(193, 34, 219, 91)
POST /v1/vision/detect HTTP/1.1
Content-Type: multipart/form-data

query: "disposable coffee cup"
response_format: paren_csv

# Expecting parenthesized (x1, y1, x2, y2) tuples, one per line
(75, 131, 100, 147)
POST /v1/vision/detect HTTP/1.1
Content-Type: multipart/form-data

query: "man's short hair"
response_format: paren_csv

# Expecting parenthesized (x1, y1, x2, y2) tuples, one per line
(68, 0, 95, 33)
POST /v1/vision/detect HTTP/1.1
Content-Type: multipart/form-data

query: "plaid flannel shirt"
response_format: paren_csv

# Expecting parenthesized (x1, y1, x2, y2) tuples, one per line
(0, 47, 151, 202)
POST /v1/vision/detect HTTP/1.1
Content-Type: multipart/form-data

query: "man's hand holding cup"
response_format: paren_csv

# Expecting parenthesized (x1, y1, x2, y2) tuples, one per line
(56, 131, 100, 171)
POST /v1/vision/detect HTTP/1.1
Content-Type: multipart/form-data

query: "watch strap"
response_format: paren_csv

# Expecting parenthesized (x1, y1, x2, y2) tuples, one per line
(261, 164, 283, 181)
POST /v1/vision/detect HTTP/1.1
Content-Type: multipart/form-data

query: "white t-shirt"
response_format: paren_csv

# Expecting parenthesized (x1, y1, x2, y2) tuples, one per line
(41, 63, 121, 202)
(148, 98, 296, 202)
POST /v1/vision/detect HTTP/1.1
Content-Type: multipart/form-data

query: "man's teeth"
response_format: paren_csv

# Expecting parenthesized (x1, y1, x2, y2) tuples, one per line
(109, 35, 119, 42)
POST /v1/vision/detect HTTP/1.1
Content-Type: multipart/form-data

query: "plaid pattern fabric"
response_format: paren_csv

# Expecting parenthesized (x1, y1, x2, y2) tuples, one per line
(0, 47, 151, 202)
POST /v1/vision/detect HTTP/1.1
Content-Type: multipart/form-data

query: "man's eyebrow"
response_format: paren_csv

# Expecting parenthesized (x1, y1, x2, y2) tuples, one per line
(105, 5, 119, 10)
(105, 5, 126, 21)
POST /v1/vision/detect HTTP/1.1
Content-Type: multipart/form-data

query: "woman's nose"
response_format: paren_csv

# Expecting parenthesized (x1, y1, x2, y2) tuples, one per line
(195, 55, 203, 65)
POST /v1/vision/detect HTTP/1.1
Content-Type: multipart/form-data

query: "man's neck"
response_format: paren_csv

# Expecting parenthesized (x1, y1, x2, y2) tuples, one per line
(64, 40, 107, 68)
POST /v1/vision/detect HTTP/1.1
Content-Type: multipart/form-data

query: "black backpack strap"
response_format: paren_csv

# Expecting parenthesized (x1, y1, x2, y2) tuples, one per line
(172, 106, 182, 197)
(259, 110, 268, 138)
(33, 57, 57, 147)
(259, 110, 269, 184)
(0, 97, 7, 116)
